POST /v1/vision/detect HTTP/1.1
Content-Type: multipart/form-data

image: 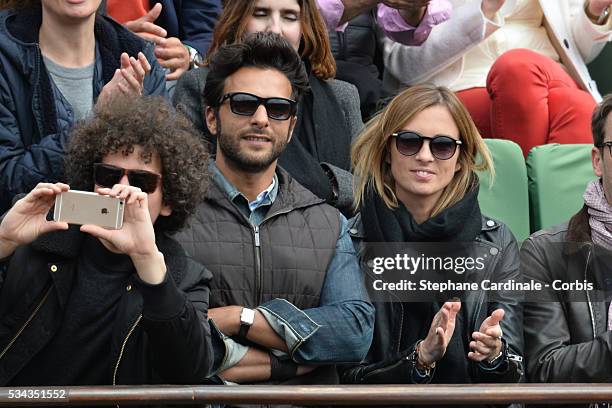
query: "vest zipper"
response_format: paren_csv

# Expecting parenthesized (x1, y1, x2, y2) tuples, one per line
(252, 207, 298, 305)
(112, 314, 142, 386)
(0, 285, 53, 361)
(254, 225, 263, 305)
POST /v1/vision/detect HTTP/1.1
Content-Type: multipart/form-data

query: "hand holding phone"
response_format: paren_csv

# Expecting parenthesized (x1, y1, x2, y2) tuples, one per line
(79, 184, 165, 284)
(0, 183, 70, 256)
(79, 185, 157, 258)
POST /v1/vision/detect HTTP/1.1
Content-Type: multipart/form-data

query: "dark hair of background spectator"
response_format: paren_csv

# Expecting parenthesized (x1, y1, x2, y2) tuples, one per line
(207, 0, 336, 80)
(65, 96, 210, 234)
(203, 32, 309, 111)
(592, 94, 612, 147)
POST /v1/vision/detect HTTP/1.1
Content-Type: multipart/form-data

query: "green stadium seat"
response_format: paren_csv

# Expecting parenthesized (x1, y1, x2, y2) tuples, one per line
(526, 143, 597, 232)
(477, 139, 530, 242)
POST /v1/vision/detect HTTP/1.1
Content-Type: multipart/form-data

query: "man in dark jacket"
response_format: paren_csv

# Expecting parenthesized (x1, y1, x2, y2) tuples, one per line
(174, 32, 374, 386)
(523, 94, 612, 387)
(0, 96, 214, 387)
(0, 0, 167, 214)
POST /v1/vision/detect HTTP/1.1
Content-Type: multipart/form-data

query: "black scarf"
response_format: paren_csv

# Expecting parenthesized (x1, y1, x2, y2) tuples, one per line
(360, 180, 482, 243)
(278, 69, 352, 202)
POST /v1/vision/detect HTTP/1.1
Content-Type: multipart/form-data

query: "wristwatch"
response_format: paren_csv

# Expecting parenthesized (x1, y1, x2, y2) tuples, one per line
(186, 45, 203, 70)
(238, 307, 255, 341)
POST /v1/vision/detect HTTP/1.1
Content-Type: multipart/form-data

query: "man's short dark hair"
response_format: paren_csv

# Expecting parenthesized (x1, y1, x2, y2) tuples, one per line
(65, 96, 210, 233)
(203, 31, 309, 108)
(592, 94, 612, 146)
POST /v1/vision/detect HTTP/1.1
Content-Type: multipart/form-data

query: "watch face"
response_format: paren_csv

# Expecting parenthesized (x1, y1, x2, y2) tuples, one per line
(240, 307, 255, 325)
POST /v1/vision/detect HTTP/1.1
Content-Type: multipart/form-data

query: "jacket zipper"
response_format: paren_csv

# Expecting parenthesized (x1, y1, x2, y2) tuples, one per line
(251, 207, 299, 305)
(0, 285, 53, 361)
(112, 314, 142, 386)
(583, 247, 597, 338)
(254, 225, 262, 305)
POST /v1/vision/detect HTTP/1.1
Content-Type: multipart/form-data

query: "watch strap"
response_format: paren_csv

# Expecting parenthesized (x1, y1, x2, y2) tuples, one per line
(238, 322, 251, 340)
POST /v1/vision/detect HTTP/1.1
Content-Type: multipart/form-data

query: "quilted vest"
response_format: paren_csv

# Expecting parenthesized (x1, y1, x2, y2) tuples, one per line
(175, 168, 341, 309)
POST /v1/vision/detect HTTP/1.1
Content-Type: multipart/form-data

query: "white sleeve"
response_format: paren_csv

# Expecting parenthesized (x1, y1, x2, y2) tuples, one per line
(383, 1, 504, 86)
(569, 0, 612, 63)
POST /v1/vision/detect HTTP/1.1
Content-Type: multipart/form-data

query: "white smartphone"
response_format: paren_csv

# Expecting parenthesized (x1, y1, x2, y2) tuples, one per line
(53, 190, 124, 230)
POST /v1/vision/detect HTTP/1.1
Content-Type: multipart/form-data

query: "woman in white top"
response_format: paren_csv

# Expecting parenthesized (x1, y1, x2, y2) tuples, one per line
(383, 0, 612, 156)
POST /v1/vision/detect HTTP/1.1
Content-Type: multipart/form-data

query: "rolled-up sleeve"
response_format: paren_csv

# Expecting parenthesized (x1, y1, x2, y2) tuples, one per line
(316, 0, 349, 32)
(257, 216, 374, 364)
(317, 0, 451, 44)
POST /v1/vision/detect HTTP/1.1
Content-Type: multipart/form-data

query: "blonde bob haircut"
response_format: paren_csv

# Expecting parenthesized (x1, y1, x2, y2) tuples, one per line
(352, 84, 494, 218)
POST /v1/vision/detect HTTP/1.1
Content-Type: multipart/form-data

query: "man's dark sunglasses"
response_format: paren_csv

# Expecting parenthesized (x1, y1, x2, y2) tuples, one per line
(220, 92, 297, 120)
(93, 163, 161, 194)
(391, 131, 462, 160)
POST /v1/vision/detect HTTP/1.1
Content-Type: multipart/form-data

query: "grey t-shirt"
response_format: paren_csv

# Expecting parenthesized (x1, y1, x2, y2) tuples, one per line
(43, 56, 94, 121)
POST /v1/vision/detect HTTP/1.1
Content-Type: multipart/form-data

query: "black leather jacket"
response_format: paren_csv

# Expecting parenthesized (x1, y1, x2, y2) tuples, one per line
(0, 227, 214, 386)
(523, 206, 612, 387)
(341, 213, 525, 391)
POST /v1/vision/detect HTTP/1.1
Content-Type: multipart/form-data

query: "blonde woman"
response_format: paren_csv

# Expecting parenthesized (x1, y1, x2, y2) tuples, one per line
(342, 84, 524, 390)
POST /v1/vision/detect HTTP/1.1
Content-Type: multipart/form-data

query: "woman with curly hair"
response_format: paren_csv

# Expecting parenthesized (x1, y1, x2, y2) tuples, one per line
(172, 0, 362, 216)
(341, 84, 524, 395)
(0, 96, 214, 388)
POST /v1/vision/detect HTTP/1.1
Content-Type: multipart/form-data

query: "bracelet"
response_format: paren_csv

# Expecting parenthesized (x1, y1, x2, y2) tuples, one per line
(479, 337, 509, 371)
(413, 340, 436, 376)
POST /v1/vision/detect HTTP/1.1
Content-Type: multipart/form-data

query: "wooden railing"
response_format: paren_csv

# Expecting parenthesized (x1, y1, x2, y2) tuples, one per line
(2, 384, 612, 405)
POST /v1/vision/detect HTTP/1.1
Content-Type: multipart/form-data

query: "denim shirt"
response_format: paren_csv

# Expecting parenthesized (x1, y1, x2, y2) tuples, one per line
(210, 162, 374, 373)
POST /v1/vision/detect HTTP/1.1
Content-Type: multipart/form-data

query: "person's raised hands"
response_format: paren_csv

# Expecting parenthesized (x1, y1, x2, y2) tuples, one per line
(417, 301, 461, 366)
(468, 308, 504, 363)
(0, 183, 70, 255)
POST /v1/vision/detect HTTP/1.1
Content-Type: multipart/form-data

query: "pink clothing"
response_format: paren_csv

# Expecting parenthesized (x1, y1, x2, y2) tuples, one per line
(316, 0, 452, 45)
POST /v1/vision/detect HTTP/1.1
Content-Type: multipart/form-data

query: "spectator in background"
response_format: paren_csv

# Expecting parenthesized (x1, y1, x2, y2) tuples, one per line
(106, 0, 222, 84)
(383, 0, 612, 157)
(321, 0, 452, 120)
(523, 95, 612, 388)
(318, 0, 451, 45)
(173, 0, 362, 216)
(0, 0, 167, 214)
(342, 84, 524, 391)
(175, 32, 374, 388)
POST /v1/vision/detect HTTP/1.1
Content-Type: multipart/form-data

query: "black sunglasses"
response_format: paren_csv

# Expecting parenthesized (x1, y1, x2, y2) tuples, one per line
(391, 131, 462, 160)
(220, 92, 297, 120)
(94, 163, 162, 194)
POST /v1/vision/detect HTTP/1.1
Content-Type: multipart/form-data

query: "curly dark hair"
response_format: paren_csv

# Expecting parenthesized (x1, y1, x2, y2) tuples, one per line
(65, 96, 210, 233)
